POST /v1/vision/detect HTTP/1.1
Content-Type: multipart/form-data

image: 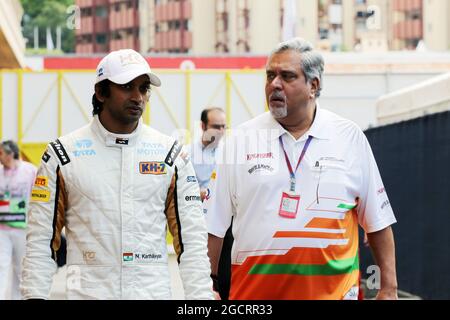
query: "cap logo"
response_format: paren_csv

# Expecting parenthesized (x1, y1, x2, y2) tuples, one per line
(120, 52, 145, 67)
(98, 67, 104, 76)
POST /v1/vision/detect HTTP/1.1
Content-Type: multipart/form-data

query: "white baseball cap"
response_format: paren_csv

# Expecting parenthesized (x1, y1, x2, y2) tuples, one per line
(95, 49, 161, 87)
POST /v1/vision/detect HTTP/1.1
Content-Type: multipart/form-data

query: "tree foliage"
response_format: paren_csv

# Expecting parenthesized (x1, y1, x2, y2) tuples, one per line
(21, 0, 75, 53)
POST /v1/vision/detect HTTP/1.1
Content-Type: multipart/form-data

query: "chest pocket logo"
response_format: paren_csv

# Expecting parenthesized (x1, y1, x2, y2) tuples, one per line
(139, 162, 167, 175)
(312, 162, 348, 181)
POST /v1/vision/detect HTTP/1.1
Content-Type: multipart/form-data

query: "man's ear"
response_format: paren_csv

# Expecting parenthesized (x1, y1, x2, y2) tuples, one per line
(201, 122, 207, 132)
(94, 84, 105, 103)
(310, 78, 320, 98)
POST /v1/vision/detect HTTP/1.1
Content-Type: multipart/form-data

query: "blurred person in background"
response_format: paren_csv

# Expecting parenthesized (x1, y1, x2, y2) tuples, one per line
(187, 107, 226, 201)
(0, 140, 36, 300)
(187, 107, 232, 299)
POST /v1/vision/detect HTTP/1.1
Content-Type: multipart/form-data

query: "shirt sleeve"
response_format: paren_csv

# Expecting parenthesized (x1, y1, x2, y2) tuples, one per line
(164, 144, 214, 300)
(21, 144, 67, 299)
(27, 163, 38, 195)
(23, 163, 37, 212)
(357, 133, 397, 233)
(203, 137, 235, 238)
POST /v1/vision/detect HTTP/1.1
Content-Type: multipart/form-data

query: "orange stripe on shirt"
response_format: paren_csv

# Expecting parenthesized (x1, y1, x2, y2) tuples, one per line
(228, 210, 361, 299)
(273, 231, 345, 239)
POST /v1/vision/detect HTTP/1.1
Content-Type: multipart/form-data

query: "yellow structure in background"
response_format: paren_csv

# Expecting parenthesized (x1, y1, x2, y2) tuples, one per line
(0, 68, 263, 246)
(0, 69, 262, 166)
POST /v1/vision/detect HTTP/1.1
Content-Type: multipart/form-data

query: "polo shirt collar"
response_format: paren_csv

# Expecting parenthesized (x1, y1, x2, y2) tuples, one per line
(267, 103, 332, 141)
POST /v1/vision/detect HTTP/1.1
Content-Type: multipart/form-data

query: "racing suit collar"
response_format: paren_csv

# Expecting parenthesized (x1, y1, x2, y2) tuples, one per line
(92, 115, 141, 147)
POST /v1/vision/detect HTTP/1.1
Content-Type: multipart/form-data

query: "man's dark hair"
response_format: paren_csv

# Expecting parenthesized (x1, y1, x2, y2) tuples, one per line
(200, 107, 225, 126)
(1, 140, 19, 159)
(92, 80, 112, 115)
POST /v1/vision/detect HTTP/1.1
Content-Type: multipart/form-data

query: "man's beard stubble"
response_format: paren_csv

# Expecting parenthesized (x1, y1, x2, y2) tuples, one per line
(269, 104, 288, 119)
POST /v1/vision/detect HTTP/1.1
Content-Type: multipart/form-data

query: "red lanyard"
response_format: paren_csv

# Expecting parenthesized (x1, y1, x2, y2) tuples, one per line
(279, 135, 313, 192)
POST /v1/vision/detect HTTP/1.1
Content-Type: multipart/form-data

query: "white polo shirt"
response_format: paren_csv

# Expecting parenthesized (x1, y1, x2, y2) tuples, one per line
(187, 140, 219, 189)
(204, 105, 396, 300)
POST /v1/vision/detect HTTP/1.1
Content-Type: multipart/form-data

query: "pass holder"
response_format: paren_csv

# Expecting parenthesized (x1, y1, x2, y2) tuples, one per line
(278, 190, 300, 219)
(278, 135, 313, 219)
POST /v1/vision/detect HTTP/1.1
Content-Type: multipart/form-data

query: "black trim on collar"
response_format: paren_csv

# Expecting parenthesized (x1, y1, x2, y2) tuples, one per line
(115, 138, 129, 145)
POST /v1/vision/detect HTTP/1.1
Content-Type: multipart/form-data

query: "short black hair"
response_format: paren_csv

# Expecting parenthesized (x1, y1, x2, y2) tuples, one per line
(200, 107, 225, 126)
(92, 80, 112, 115)
(1, 140, 19, 159)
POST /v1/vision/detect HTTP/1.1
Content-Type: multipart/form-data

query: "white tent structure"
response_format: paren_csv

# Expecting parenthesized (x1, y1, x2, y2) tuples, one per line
(377, 72, 450, 126)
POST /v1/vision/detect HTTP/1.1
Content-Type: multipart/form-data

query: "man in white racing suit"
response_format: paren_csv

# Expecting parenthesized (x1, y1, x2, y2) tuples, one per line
(21, 49, 214, 300)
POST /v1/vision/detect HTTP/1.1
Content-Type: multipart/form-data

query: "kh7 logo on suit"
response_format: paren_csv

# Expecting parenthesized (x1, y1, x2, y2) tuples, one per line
(139, 162, 167, 175)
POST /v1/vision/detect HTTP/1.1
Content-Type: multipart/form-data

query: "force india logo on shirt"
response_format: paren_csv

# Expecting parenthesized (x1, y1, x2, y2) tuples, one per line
(139, 162, 167, 175)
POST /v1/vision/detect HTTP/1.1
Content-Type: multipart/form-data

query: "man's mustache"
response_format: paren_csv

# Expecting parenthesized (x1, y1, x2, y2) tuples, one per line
(269, 91, 286, 102)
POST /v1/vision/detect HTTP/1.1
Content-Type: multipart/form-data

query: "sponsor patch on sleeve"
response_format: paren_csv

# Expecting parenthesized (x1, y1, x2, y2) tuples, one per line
(164, 140, 182, 167)
(34, 176, 49, 187)
(50, 139, 71, 166)
(31, 189, 51, 202)
(42, 151, 51, 163)
(187, 175, 197, 183)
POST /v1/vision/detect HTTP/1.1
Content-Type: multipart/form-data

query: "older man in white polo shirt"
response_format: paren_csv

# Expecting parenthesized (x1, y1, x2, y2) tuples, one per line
(205, 38, 398, 300)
